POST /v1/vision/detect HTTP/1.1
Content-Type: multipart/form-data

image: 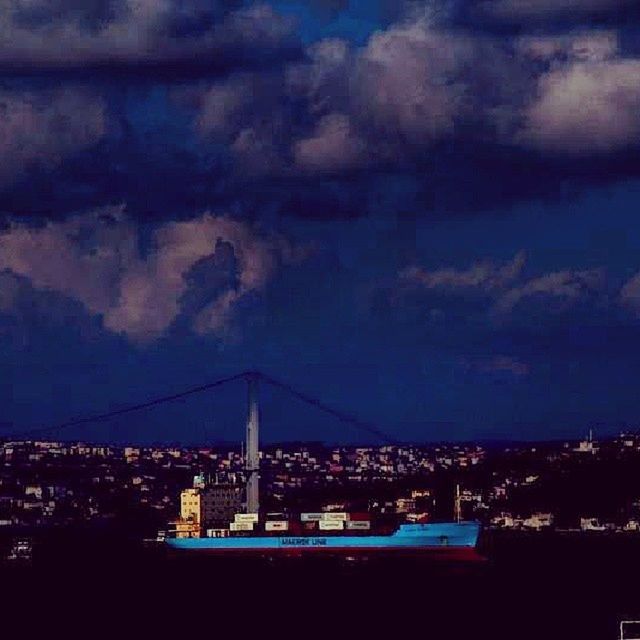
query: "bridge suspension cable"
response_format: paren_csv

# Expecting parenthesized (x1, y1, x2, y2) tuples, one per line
(256, 372, 396, 445)
(6, 372, 247, 440)
(4, 370, 397, 444)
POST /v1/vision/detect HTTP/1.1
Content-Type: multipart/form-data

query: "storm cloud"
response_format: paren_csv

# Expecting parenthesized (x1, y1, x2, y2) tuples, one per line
(0, 2, 639, 219)
(0, 1, 298, 71)
(0, 88, 106, 187)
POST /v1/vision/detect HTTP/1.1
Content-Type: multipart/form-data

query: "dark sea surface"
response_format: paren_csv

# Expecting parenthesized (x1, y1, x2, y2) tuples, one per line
(2, 530, 639, 639)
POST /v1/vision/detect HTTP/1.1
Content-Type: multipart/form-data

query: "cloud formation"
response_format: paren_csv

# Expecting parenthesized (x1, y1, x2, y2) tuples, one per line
(400, 252, 526, 293)
(398, 252, 607, 321)
(352, 18, 473, 143)
(0, 0, 639, 221)
(294, 112, 368, 172)
(0, 207, 305, 342)
(183, 8, 640, 197)
(0, 88, 106, 187)
(493, 268, 606, 315)
(620, 271, 640, 316)
(519, 58, 640, 153)
(473, 0, 637, 22)
(463, 354, 530, 377)
(0, 1, 296, 69)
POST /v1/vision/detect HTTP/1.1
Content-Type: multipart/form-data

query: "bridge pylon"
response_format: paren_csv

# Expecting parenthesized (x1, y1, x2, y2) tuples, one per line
(245, 373, 260, 514)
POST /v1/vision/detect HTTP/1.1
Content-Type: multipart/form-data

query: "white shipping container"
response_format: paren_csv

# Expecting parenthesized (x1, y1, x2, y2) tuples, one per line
(300, 513, 325, 522)
(265, 521, 289, 531)
(266, 513, 288, 521)
(322, 512, 348, 522)
(234, 513, 259, 523)
(230, 522, 254, 531)
(319, 520, 344, 531)
(346, 520, 371, 530)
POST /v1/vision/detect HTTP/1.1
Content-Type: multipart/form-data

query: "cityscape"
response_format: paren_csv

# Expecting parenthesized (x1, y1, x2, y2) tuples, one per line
(3, 430, 640, 559)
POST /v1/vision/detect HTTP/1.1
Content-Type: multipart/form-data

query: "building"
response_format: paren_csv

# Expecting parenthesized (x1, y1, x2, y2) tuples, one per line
(574, 430, 598, 454)
(523, 513, 554, 530)
(623, 520, 640, 531)
(396, 498, 417, 514)
(580, 517, 606, 531)
(491, 513, 517, 528)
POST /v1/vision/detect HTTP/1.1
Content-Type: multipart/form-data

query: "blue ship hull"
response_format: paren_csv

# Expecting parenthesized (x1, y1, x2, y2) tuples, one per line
(166, 522, 481, 558)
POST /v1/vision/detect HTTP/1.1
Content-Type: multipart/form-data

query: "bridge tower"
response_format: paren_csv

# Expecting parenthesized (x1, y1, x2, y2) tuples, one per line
(245, 373, 260, 514)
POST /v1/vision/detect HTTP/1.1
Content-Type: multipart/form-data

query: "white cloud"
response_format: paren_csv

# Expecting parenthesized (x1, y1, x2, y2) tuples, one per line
(294, 113, 368, 173)
(493, 268, 605, 314)
(353, 17, 475, 143)
(620, 271, 640, 315)
(518, 59, 640, 153)
(516, 31, 619, 63)
(398, 252, 606, 321)
(187, 6, 640, 174)
(0, 207, 305, 342)
(400, 252, 526, 292)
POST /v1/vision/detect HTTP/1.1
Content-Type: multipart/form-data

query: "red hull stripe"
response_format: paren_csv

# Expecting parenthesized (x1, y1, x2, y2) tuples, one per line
(168, 547, 485, 561)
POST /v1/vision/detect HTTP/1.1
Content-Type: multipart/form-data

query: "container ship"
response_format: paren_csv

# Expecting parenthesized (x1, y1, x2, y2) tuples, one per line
(166, 519, 481, 559)
(163, 375, 481, 560)
(164, 479, 482, 560)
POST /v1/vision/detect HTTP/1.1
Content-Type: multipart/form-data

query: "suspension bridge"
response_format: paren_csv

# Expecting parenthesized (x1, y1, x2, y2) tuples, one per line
(4, 370, 402, 514)
(3, 370, 396, 445)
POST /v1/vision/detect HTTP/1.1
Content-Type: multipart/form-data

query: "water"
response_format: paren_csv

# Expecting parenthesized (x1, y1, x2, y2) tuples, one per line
(2, 530, 639, 638)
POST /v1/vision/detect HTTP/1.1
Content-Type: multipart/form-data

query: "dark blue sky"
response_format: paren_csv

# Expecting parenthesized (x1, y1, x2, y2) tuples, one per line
(2, 0, 640, 443)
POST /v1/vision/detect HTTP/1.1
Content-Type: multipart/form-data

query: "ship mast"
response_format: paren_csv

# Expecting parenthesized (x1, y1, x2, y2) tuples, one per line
(245, 373, 260, 514)
(454, 483, 461, 523)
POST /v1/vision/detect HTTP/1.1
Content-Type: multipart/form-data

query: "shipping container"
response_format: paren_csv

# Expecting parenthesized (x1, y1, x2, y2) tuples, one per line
(265, 521, 288, 531)
(319, 520, 344, 531)
(349, 512, 371, 521)
(234, 513, 259, 523)
(346, 520, 371, 530)
(322, 512, 348, 522)
(300, 513, 325, 522)
(230, 522, 254, 531)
